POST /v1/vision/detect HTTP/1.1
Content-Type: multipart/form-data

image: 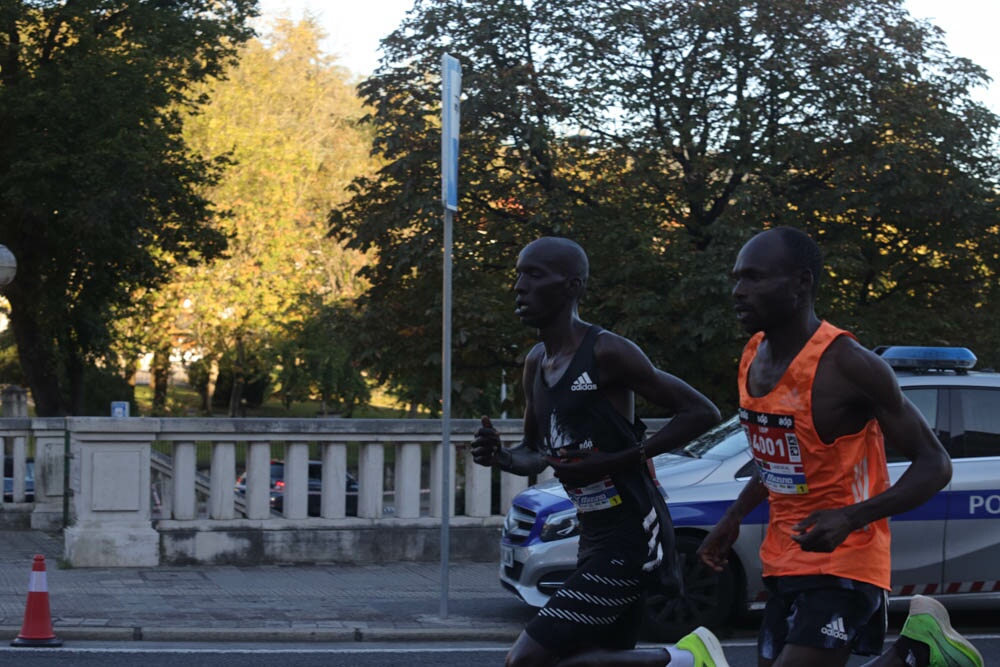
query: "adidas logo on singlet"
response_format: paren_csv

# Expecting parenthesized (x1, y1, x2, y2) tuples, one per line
(820, 616, 849, 641)
(570, 372, 597, 391)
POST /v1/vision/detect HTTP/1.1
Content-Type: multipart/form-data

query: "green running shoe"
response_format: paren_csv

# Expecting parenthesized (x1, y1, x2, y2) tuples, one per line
(899, 595, 983, 667)
(675, 626, 730, 667)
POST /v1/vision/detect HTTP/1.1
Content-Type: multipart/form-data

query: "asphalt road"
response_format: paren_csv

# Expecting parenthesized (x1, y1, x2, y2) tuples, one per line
(3, 635, 1000, 667)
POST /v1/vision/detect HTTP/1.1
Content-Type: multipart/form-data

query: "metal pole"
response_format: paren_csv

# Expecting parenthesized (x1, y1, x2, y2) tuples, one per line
(439, 206, 453, 619)
(63, 426, 70, 529)
(501, 370, 508, 419)
(439, 53, 460, 620)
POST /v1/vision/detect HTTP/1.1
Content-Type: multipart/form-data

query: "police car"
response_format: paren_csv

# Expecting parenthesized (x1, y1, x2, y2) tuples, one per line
(499, 346, 1000, 640)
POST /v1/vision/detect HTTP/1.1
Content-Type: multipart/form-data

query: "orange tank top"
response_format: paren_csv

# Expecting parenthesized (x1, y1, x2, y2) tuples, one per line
(738, 321, 891, 590)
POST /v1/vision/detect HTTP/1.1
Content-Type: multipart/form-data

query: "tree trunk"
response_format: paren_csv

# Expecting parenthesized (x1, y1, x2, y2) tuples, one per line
(7, 292, 66, 416)
(206, 357, 219, 414)
(152, 343, 171, 415)
(228, 336, 246, 418)
(66, 345, 85, 415)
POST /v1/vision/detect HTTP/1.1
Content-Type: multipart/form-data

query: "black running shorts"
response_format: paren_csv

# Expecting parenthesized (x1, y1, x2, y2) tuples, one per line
(758, 575, 888, 659)
(524, 550, 646, 657)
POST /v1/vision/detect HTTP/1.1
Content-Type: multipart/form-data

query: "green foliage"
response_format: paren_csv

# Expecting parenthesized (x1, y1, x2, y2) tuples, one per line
(212, 347, 271, 411)
(0, 0, 257, 415)
(0, 329, 26, 387)
(332, 0, 1000, 416)
(272, 301, 371, 416)
(153, 16, 378, 416)
(78, 365, 135, 417)
(132, 382, 410, 419)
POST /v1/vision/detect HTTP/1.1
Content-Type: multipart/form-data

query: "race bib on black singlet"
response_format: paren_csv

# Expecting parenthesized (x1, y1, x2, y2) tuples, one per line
(740, 407, 809, 495)
(566, 477, 623, 512)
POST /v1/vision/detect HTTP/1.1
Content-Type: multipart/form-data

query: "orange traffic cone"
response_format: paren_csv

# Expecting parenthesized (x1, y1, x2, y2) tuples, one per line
(11, 554, 62, 647)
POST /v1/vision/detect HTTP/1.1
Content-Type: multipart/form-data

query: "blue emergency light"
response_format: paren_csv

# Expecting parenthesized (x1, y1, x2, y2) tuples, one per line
(874, 346, 977, 373)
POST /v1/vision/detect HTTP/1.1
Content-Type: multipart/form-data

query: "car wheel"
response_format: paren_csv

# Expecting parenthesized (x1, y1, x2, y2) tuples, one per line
(640, 533, 739, 642)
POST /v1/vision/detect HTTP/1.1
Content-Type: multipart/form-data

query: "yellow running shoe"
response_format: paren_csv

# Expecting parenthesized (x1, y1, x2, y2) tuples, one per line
(675, 626, 730, 667)
(899, 595, 983, 667)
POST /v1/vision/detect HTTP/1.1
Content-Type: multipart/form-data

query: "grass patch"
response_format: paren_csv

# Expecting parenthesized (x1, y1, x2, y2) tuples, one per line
(133, 383, 421, 419)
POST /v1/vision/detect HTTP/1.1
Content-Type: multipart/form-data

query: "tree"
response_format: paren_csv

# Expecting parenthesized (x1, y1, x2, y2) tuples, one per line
(0, 0, 256, 415)
(331, 0, 1000, 415)
(153, 17, 376, 416)
(272, 300, 371, 416)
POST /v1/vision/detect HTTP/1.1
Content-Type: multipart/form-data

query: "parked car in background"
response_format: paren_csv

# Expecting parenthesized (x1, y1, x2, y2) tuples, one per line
(499, 346, 1000, 640)
(235, 460, 358, 517)
(3, 456, 34, 503)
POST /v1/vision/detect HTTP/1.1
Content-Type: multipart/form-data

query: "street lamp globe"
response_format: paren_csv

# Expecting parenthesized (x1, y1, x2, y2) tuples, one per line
(0, 245, 16, 286)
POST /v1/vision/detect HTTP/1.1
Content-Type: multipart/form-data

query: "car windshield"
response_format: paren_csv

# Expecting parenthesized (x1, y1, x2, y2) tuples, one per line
(674, 416, 746, 460)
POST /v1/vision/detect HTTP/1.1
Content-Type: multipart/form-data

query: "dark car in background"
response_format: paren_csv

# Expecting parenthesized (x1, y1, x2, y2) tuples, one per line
(235, 460, 358, 517)
(3, 456, 34, 503)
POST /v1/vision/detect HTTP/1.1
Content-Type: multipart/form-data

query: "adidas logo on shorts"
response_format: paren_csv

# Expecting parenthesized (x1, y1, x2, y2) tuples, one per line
(820, 616, 849, 641)
(570, 372, 597, 391)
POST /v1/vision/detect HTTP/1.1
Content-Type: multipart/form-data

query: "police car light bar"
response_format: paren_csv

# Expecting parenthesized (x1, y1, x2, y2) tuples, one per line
(874, 346, 977, 371)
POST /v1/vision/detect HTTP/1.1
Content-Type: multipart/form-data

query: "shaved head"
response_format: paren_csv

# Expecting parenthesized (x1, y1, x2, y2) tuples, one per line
(520, 237, 589, 285)
(746, 227, 822, 299)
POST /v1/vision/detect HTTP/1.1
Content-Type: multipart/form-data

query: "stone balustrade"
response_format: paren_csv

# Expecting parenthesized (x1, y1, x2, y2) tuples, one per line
(0, 416, 667, 567)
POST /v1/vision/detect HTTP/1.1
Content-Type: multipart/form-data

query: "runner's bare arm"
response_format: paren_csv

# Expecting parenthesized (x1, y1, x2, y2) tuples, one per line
(699, 473, 769, 571)
(595, 332, 721, 460)
(793, 341, 952, 551)
(471, 345, 547, 476)
(835, 342, 952, 529)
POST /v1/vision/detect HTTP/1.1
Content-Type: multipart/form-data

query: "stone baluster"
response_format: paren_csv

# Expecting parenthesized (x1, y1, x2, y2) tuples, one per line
(500, 472, 529, 515)
(358, 442, 384, 518)
(283, 442, 309, 519)
(464, 445, 492, 517)
(209, 441, 236, 520)
(244, 441, 271, 519)
(394, 442, 422, 519)
(429, 439, 456, 519)
(321, 442, 348, 518)
(171, 441, 197, 520)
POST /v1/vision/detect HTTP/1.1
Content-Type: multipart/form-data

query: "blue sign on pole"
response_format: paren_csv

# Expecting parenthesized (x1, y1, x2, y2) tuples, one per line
(439, 52, 462, 619)
(441, 54, 461, 211)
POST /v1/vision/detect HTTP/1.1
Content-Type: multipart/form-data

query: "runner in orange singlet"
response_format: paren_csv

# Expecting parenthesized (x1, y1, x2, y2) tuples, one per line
(698, 227, 982, 667)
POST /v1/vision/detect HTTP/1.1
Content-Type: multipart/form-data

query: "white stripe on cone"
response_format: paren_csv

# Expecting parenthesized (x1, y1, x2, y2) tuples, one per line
(28, 571, 47, 593)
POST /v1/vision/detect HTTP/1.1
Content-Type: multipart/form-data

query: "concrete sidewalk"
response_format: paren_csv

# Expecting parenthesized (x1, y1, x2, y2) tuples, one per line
(0, 530, 532, 643)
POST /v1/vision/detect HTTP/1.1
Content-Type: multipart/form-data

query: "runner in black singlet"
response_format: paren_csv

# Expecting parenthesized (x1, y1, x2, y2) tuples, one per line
(471, 237, 726, 667)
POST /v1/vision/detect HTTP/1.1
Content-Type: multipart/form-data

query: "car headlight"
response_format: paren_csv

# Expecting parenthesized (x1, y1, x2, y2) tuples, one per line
(539, 508, 580, 542)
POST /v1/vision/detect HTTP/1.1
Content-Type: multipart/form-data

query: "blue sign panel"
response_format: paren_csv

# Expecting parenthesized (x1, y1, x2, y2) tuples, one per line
(441, 54, 461, 211)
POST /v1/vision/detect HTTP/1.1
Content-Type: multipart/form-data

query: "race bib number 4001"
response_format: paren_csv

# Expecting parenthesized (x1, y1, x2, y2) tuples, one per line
(740, 408, 809, 495)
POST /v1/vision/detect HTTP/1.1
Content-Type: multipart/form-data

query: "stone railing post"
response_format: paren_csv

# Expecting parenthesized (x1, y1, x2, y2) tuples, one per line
(29, 420, 69, 531)
(1, 385, 27, 417)
(209, 441, 236, 520)
(429, 439, 456, 518)
(282, 442, 309, 519)
(357, 442, 384, 518)
(171, 442, 197, 520)
(244, 441, 271, 519)
(64, 417, 159, 567)
(393, 442, 422, 518)
(537, 467, 556, 483)
(8, 432, 27, 501)
(320, 442, 347, 518)
(500, 472, 529, 515)
(464, 447, 492, 517)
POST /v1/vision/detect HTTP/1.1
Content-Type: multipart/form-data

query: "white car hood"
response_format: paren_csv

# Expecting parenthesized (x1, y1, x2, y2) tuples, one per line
(527, 453, 723, 500)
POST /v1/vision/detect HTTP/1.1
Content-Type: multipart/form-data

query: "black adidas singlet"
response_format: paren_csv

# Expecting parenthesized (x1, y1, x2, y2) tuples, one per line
(531, 325, 680, 593)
